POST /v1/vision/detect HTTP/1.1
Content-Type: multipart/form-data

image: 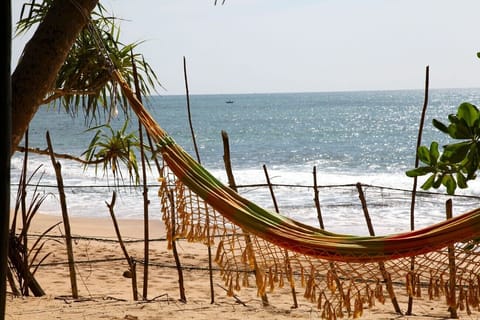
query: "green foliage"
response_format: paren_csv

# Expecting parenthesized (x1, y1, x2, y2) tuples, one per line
(406, 102, 480, 195)
(16, 1, 160, 120)
(82, 121, 147, 185)
(11, 164, 59, 295)
(16, 1, 158, 184)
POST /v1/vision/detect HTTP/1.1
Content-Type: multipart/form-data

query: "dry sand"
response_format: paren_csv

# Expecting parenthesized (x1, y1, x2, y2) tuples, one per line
(4, 213, 477, 320)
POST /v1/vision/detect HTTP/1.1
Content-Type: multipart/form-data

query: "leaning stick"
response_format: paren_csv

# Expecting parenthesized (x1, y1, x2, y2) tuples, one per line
(168, 190, 187, 302)
(106, 191, 138, 301)
(357, 183, 402, 314)
(221, 131, 269, 306)
(407, 66, 430, 315)
(263, 164, 298, 308)
(46, 131, 78, 299)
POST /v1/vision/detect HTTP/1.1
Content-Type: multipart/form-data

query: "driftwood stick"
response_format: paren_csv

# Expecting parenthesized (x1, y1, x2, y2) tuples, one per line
(356, 183, 375, 235)
(168, 190, 186, 303)
(46, 131, 78, 299)
(131, 53, 150, 300)
(106, 191, 138, 301)
(221, 131, 269, 306)
(221, 131, 237, 190)
(356, 183, 402, 314)
(183, 56, 201, 164)
(312, 166, 324, 229)
(407, 66, 429, 315)
(263, 164, 298, 308)
(446, 199, 458, 318)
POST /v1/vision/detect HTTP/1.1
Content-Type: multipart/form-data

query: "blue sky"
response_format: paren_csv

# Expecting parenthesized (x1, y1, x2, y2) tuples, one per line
(12, 0, 480, 95)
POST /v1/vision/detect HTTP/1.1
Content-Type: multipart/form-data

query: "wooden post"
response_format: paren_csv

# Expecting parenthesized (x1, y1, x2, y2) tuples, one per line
(446, 199, 458, 318)
(356, 183, 402, 314)
(168, 191, 186, 302)
(106, 191, 138, 300)
(221, 131, 269, 307)
(46, 131, 78, 299)
(263, 164, 298, 308)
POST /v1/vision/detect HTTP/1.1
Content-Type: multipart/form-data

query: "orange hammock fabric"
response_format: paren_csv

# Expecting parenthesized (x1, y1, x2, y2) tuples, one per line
(113, 70, 480, 263)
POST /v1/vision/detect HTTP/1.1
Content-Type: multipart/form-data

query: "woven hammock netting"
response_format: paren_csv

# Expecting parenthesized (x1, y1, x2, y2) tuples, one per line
(113, 70, 480, 319)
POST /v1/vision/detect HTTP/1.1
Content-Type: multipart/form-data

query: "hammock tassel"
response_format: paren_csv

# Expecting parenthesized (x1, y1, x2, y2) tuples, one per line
(278, 268, 284, 288)
(353, 292, 363, 319)
(467, 278, 478, 309)
(235, 272, 241, 291)
(269, 266, 275, 293)
(428, 275, 434, 300)
(242, 270, 250, 287)
(406, 272, 414, 297)
(336, 299, 344, 319)
(304, 268, 316, 299)
(214, 240, 223, 263)
(317, 290, 323, 310)
(227, 274, 234, 297)
(459, 285, 465, 311)
(416, 274, 422, 298)
(344, 286, 352, 317)
(375, 279, 385, 304)
(327, 269, 337, 293)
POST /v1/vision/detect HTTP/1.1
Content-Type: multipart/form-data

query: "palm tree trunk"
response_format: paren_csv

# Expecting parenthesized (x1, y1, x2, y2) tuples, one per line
(11, 0, 99, 155)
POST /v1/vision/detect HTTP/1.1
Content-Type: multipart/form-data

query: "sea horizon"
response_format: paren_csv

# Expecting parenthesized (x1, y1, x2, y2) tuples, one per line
(153, 86, 480, 97)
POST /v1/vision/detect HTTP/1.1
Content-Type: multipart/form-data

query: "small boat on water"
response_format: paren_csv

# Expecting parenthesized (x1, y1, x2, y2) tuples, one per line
(225, 100, 234, 104)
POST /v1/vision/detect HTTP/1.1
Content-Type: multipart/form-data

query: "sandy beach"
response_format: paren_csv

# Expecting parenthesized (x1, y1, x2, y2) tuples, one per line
(4, 213, 477, 320)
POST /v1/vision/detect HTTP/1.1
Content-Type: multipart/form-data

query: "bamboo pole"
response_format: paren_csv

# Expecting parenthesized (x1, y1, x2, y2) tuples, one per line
(106, 191, 138, 300)
(407, 66, 430, 315)
(356, 183, 402, 314)
(221, 131, 269, 307)
(168, 190, 187, 302)
(262, 164, 297, 308)
(46, 131, 78, 299)
(446, 199, 458, 318)
(131, 53, 150, 300)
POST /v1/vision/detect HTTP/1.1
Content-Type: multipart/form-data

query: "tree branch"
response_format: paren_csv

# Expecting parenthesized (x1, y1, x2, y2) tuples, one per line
(16, 146, 103, 165)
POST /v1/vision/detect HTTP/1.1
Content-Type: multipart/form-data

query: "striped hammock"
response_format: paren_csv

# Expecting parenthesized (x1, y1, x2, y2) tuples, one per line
(112, 70, 480, 263)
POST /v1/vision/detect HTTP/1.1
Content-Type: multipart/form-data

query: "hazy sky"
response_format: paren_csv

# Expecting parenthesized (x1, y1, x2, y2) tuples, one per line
(12, 0, 480, 95)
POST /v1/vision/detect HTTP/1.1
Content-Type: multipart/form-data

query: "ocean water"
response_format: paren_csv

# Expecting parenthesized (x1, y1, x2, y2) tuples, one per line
(11, 88, 480, 235)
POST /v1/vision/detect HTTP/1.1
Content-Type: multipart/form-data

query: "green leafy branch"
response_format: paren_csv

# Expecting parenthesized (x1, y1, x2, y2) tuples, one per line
(17, 1, 161, 119)
(82, 120, 148, 185)
(406, 102, 480, 195)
